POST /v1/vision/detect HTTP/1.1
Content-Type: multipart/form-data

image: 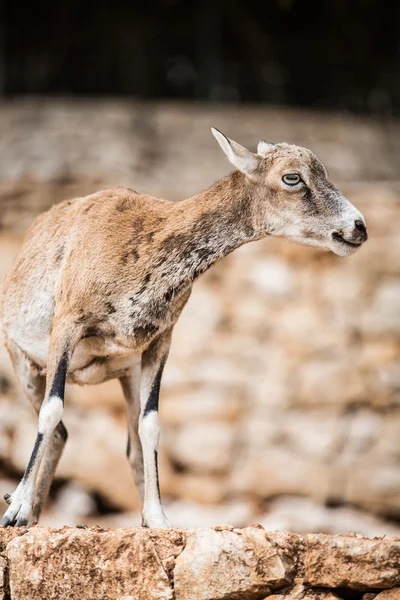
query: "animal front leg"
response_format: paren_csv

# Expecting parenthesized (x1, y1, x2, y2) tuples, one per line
(139, 330, 172, 529)
(30, 421, 68, 525)
(2, 324, 74, 527)
(5, 337, 69, 526)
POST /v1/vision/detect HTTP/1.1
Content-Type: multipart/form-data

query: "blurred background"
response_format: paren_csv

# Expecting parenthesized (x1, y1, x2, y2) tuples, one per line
(0, 0, 399, 535)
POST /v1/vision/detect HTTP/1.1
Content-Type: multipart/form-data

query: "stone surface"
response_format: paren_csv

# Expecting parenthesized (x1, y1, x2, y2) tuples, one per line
(174, 526, 298, 600)
(6, 527, 185, 600)
(0, 556, 7, 600)
(0, 528, 398, 599)
(304, 533, 400, 590)
(268, 584, 343, 599)
(374, 590, 400, 600)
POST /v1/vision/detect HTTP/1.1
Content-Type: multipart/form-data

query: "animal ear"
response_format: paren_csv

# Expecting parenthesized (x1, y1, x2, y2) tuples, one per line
(257, 140, 275, 155)
(211, 127, 259, 176)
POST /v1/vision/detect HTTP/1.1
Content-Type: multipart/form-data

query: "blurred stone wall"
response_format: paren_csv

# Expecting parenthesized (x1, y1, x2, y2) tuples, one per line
(0, 100, 399, 534)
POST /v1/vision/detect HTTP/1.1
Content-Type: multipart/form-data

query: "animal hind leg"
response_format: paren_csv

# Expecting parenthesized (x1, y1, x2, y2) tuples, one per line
(3, 338, 69, 526)
(120, 361, 144, 504)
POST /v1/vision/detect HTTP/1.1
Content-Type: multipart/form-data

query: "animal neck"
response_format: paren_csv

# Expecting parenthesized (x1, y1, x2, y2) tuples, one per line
(161, 170, 260, 290)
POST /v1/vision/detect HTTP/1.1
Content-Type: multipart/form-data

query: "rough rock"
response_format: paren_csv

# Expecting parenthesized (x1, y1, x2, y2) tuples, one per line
(0, 528, 398, 599)
(174, 526, 299, 600)
(268, 584, 343, 599)
(373, 590, 400, 600)
(6, 527, 185, 600)
(0, 556, 7, 600)
(304, 533, 400, 590)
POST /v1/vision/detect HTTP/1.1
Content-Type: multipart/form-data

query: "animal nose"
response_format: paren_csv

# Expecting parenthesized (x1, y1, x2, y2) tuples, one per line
(353, 219, 368, 242)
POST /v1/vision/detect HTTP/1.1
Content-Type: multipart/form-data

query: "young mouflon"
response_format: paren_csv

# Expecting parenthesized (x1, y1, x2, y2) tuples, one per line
(0, 128, 368, 528)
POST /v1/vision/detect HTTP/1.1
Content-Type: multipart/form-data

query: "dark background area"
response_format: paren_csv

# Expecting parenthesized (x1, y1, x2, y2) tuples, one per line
(0, 0, 399, 115)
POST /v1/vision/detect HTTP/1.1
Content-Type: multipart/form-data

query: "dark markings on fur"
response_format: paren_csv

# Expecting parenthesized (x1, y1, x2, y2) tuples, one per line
(83, 327, 107, 338)
(126, 434, 131, 458)
(116, 197, 131, 212)
(309, 157, 327, 180)
(132, 323, 159, 341)
(154, 450, 161, 498)
(132, 272, 152, 300)
(160, 232, 188, 255)
(23, 432, 44, 481)
(193, 263, 209, 280)
(196, 247, 212, 260)
(164, 287, 174, 302)
(159, 198, 254, 291)
(132, 249, 139, 261)
(146, 231, 155, 243)
(55, 422, 68, 442)
(49, 351, 69, 401)
(302, 229, 324, 241)
(55, 245, 65, 264)
(82, 327, 116, 339)
(83, 327, 100, 338)
(106, 301, 117, 314)
(143, 361, 165, 417)
(83, 203, 95, 214)
(153, 257, 165, 270)
(131, 217, 144, 239)
(302, 187, 320, 215)
(324, 184, 343, 214)
(75, 312, 89, 324)
(122, 251, 130, 265)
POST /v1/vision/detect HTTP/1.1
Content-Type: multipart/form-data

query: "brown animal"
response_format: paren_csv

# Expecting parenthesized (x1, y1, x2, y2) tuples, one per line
(0, 129, 368, 528)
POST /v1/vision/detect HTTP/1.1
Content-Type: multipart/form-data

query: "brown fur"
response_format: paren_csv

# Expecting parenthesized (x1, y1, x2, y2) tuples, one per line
(0, 131, 367, 528)
(0, 174, 258, 382)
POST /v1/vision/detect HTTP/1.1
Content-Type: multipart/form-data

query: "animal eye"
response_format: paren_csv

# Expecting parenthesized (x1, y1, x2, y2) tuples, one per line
(282, 173, 301, 186)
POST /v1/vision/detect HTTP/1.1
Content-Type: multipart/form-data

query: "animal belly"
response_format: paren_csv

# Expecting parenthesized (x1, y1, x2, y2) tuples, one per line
(3, 280, 55, 368)
(68, 339, 140, 385)
(68, 355, 138, 385)
(12, 332, 50, 370)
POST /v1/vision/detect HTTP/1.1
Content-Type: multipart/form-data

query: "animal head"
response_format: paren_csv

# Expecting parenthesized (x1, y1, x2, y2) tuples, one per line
(211, 128, 367, 256)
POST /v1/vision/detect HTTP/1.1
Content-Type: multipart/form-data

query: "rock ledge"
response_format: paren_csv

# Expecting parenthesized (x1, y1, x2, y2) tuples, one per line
(0, 526, 398, 599)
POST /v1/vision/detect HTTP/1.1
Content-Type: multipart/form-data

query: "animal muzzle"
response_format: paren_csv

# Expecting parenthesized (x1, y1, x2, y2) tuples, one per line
(332, 218, 368, 249)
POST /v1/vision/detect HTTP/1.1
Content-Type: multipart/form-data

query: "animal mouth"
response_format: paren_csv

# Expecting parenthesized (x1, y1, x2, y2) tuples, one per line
(332, 232, 363, 248)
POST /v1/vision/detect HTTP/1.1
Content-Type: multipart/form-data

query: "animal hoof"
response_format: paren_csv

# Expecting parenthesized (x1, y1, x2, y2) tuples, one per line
(142, 513, 173, 529)
(2, 505, 31, 528)
(1, 485, 33, 528)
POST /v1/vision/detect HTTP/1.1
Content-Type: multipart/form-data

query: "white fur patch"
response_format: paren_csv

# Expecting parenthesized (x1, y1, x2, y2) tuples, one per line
(1, 480, 34, 525)
(142, 506, 173, 529)
(139, 411, 160, 446)
(38, 395, 64, 433)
